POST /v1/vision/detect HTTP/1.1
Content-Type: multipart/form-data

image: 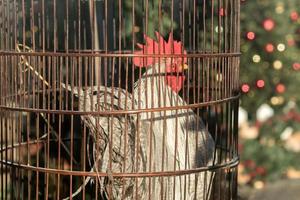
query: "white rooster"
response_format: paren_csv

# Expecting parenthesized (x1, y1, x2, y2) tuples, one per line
(132, 32, 215, 200)
(64, 32, 215, 200)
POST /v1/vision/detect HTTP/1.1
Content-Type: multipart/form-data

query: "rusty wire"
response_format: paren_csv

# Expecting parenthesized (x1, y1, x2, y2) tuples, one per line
(0, 0, 240, 199)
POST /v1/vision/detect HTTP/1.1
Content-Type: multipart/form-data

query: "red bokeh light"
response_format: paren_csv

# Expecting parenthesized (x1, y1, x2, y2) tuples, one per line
(263, 19, 275, 31)
(256, 80, 265, 88)
(265, 43, 274, 53)
(290, 11, 299, 21)
(241, 84, 250, 93)
(219, 8, 225, 16)
(287, 39, 295, 46)
(276, 84, 286, 93)
(247, 32, 256, 40)
(293, 63, 300, 70)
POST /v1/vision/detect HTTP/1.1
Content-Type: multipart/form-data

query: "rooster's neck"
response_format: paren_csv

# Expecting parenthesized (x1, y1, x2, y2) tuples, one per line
(134, 63, 183, 110)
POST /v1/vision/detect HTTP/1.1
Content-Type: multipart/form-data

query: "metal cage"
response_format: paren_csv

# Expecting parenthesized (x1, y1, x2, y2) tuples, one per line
(0, 0, 240, 199)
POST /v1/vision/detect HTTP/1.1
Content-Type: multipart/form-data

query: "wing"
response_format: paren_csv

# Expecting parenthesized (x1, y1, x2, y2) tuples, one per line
(64, 85, 147, 199)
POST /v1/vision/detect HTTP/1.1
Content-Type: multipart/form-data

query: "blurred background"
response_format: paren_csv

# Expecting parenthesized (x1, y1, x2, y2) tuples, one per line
(239, 0, 300, 199)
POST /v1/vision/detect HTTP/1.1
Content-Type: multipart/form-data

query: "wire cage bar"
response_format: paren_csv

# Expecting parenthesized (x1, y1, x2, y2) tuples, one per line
(0, 0, 240, 199)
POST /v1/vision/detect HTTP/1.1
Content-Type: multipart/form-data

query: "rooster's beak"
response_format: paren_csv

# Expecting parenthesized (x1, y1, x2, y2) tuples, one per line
(179, 64, 189, 71)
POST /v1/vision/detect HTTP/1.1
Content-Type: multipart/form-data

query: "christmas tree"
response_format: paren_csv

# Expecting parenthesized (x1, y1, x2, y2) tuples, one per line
(239, 0, 300, 187)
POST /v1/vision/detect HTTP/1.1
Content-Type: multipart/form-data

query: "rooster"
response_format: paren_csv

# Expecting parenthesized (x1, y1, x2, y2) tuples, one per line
(132, 32, 215, 200)
(64, 32, 215, 200)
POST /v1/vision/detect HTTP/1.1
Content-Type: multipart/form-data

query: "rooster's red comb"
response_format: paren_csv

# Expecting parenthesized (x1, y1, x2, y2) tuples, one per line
(133, 32, 187, 67)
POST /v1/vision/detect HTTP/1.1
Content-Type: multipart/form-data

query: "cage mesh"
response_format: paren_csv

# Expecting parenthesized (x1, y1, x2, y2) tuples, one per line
(0, 0, 240, 199)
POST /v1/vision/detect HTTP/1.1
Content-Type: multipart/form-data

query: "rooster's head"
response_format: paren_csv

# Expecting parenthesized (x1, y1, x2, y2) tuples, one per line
(133, 32, 188, 93)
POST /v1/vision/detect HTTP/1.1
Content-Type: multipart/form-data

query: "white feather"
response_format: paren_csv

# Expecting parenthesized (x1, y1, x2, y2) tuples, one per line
(134, 63, 215, 200)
